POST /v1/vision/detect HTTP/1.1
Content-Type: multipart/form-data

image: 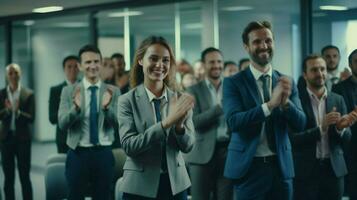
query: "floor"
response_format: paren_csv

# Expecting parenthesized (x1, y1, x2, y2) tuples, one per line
(0, 141, 57, 200)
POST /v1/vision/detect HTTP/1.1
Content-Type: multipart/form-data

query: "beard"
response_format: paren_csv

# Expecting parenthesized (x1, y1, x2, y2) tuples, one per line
(327, 63, 338, 72)
(250, 48, 273, 66)
(307, 77, 325, 89)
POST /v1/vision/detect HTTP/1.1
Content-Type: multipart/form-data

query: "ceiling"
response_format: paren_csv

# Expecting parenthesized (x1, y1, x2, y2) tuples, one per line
(0, 0, 129, 17)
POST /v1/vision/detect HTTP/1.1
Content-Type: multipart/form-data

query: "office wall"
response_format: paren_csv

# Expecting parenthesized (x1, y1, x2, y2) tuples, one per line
(32, 28, 88, 141)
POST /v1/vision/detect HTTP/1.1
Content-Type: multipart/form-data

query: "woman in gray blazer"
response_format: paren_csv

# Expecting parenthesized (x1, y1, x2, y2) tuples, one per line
(118, 36, 195, 200)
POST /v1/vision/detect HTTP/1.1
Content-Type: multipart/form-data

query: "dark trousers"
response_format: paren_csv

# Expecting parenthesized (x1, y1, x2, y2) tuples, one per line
(294, 159, 344, 200)
(122, 173, 187, 200)
(189, 144, 233, 200)
(66, 146, 114, 200)
(233, 156, 292, 200)
(55, 128, 68, 154)
(1, 134, 33, 200)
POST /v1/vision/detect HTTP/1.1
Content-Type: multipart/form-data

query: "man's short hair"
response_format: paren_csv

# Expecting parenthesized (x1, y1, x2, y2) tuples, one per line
(111, 53, 124, 60)
(238, 58, 250, 70)
(348, 49, 357, 65)
(302, 54, 324, 73)
(62, 55, 79, 69)
(321, 45, 340, 55)
(201, 47, 222, 62)
(242, 21, 272, 45)
(78, 45, 102, 63)
(224, 61, 237, 69)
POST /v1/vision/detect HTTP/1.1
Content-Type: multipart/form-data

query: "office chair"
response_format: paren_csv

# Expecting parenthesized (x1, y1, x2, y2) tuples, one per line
(44, 163, 68, 200)
(46, 153, 67, 166)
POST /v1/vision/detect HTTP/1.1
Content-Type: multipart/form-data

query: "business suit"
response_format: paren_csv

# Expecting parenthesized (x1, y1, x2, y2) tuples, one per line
(223, 67, 306, 200)
(49, 81, 69, 153)
(332, 77, 357, 200)
(58, 81, 120, 200)
(184, 80, 232, 200)
(0, 86, 35, 200)
(118, 84, 195, 199)
(292, 87, 351, 200)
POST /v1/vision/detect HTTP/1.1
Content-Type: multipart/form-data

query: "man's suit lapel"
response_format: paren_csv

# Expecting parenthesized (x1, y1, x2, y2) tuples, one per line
(199, 81, 214, 107)
(136, 84, 155, 129)
(325, 94, 335, 114)
(243, 68, 262, 105)
(300, 87, 317, 127)
(98, 83, 106, 129)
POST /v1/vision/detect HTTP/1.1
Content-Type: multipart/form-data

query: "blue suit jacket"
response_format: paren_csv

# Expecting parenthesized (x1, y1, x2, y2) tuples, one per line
(223, 68, 306, 179)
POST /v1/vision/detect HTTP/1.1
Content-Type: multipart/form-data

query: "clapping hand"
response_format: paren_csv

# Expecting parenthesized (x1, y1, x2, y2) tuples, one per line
(73, 87, 81, 110)
(336, 107, 357, 130)
(162, 93, 195, 131)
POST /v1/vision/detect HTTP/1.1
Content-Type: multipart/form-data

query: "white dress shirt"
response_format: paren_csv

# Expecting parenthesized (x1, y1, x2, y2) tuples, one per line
(249, 65, 275, 157)
(306, 87, 330, 158)
(7, 84, 21, 131)
(144, 86, 168, 123)
(205, 78, 229, 142)
(78, 78, 112, 147)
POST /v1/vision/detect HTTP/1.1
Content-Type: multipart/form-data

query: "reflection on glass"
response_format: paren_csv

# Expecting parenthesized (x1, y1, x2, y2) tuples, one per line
(97, 9, 125, 63)
(180, 1, 203, 64)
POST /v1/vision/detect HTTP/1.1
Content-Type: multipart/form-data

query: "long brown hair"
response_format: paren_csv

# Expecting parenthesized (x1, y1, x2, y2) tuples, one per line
(130, 36, 177, 90)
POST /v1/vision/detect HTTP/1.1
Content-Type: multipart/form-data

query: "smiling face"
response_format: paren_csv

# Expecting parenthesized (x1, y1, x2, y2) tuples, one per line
(244, 28, 274, 68)
(80, 51, 102, 83)
(139, 44, 170, 85)
(204, 51, 223, 80)
(304, 57, 327, 90)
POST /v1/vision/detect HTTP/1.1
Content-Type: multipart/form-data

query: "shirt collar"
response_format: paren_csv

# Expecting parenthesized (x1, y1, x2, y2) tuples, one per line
(83, 77, 101, 90)
(205, 78, 223, 90)
(145, 86, 168, 102)
(306, 86, 328, 101)
(249, 64, 273, 81)
(7, 84, 21, 95)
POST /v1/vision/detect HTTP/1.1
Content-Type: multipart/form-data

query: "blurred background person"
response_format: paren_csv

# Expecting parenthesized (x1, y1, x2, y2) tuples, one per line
(185, 47, 233, 200)
(238, 58, 250, 71)
(332, 49, 357, 200)
(111, 53, 130, 94)
(0, 63, 35, 200)
(223, 61, 239, 77)
(321, 45, 341, 91)
(181, 72, 197, 91)
(100, 57, 115, 83)
(176, 59, 193, 84)
(193, 60, 205, 82)
(49, 55, 79, 154)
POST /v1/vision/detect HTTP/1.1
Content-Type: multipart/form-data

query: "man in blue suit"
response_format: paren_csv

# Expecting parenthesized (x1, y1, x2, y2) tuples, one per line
(223, 21, 306, 200)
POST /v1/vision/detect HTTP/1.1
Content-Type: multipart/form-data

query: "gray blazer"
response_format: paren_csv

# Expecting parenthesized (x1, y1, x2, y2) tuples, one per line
(118, 84, 195, 198)
(291, 88, 351, 179)
(58, 82, 120, 149)
(184, 80, 224, 164)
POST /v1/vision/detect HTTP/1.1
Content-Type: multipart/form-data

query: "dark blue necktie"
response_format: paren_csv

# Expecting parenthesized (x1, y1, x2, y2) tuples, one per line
(89, 86, 99, 145)
(260, 74, 276, 152)
(153, 98, 167, 172)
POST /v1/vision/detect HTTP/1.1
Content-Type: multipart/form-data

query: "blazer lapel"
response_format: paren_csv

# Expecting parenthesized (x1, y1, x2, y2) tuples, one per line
(242, 68, 262, 105)
(98, 83, 106, 129)
(325, 93, 335, 113)
(136, 84, 155, 129)
(200, 81, 214, 107)
(19, 88, 27, 106)
(300, 87, 317, 127)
